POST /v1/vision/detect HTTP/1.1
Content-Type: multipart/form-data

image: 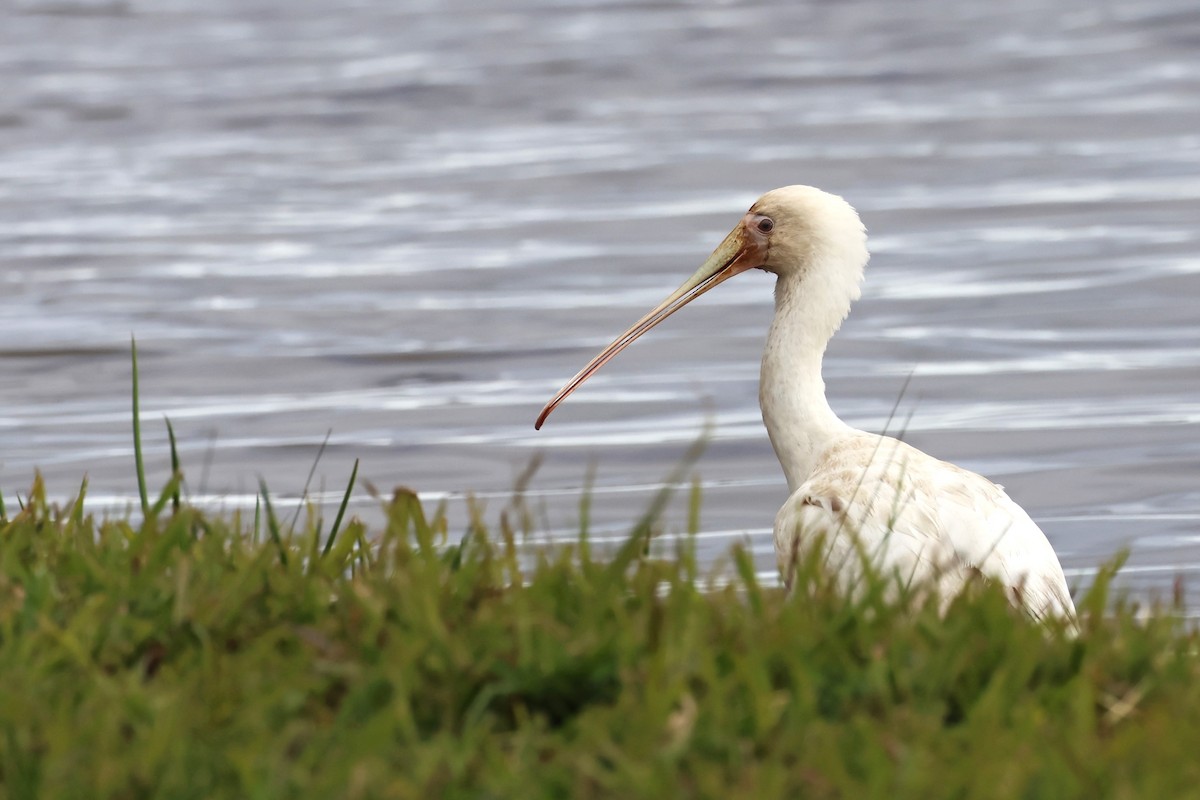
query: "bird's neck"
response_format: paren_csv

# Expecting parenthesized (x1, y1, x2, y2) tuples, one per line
(759, 270, 853, 492)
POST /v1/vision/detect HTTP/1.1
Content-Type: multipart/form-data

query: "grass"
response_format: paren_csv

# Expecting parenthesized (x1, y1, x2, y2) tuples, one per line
(0, 346, 1196, 799)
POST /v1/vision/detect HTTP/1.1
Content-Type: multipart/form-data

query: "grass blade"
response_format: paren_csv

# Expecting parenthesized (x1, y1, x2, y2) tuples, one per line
(131, 336, 149, 518)
(290, 428, 332, 534)
(259, 479, 288, 567)
(151, 473, 185, 517)
(165, 415, 181, 514)
(70, 476, 89, 526)
(579, 461, 596, 560)
(323, 458, 358, 558)
(687, 473, 702, 536)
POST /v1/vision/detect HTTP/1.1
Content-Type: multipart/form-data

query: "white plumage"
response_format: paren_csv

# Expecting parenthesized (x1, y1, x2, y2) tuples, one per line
(772, 432, 1074, 618)
(537, 185, 1075, 619)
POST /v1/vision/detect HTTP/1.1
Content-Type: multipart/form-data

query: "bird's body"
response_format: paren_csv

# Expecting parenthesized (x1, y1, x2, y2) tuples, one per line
(537, 185, 1075, 619)
(773, 431, 1074, 617)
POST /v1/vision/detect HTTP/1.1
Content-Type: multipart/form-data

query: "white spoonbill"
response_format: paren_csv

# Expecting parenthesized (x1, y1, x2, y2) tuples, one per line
(535, 186, 1074, 619)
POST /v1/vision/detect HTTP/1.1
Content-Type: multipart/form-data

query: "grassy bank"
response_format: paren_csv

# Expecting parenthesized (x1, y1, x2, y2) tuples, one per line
(1, 471, 1197, 799)
(2, 345, 1197, 799)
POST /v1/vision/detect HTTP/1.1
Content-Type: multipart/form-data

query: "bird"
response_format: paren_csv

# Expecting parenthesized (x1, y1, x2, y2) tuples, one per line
(535, 185, 1075, 619)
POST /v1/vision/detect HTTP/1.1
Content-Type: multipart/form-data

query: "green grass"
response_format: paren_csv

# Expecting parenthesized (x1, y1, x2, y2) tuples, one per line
(0, 344, 1196, 799)
(0, 473, 1197, 799)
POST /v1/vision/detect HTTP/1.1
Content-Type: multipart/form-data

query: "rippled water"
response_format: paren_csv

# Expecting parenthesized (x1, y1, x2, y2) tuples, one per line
(2, 0, 1198, 601)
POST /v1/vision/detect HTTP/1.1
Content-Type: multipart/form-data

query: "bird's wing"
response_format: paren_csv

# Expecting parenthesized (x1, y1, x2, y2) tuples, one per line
(774, 433, 1074, 618)
(775, 433, 963, 594)
(919, 457, 1075, 618)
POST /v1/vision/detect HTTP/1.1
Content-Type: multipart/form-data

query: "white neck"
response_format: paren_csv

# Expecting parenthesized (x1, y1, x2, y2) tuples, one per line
(759, 269, 854, 492)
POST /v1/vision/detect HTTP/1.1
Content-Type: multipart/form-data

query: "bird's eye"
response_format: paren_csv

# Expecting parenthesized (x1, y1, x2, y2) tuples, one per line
(757, 217, 775, 233)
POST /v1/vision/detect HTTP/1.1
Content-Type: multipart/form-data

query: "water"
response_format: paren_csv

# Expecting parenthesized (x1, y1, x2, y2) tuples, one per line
(2, 0, 1198, 602)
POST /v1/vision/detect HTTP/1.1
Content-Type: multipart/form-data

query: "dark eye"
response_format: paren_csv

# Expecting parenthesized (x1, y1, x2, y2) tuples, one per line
(757, 217, 774, 233)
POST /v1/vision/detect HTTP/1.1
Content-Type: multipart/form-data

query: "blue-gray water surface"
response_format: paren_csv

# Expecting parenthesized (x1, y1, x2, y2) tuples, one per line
(2, 0, 1198, 602)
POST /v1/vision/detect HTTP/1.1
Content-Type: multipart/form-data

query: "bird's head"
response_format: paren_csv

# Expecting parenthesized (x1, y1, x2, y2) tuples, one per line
(535, 185, 868, 429)
(745, 185, 867, 281)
